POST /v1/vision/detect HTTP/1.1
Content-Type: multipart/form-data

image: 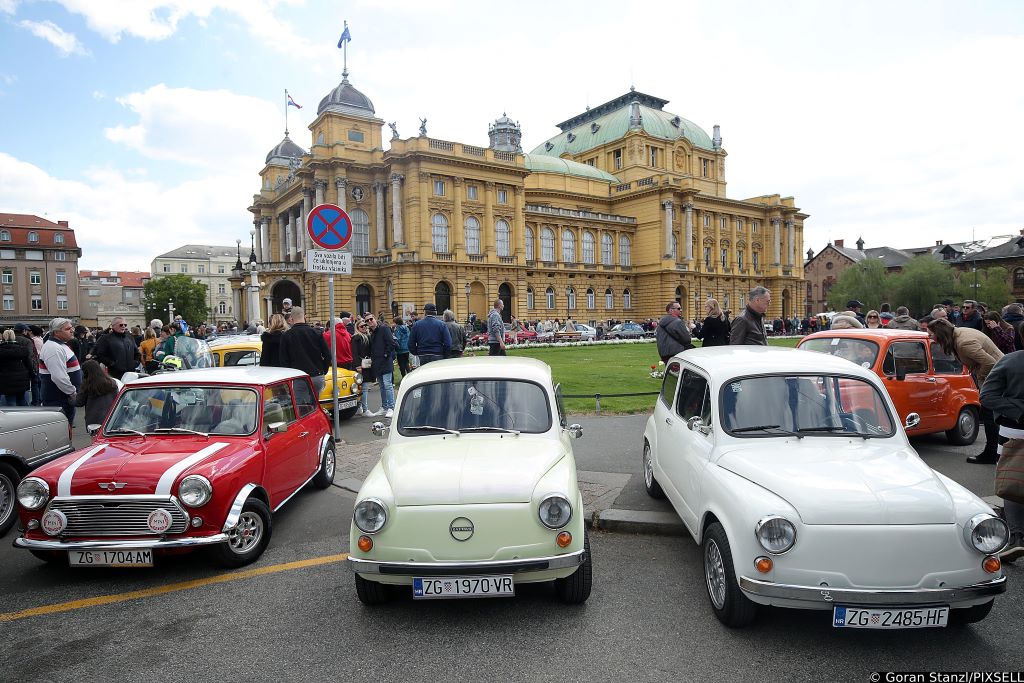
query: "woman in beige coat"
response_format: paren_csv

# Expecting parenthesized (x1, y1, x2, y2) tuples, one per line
(928, 319, 1004, 463)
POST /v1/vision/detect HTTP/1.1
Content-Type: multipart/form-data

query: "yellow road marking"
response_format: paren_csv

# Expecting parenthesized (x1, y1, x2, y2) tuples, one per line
(0, 552, 349, 624)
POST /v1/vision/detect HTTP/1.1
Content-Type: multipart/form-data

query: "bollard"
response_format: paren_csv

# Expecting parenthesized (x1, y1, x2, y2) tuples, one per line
(594, 393, 601, 415)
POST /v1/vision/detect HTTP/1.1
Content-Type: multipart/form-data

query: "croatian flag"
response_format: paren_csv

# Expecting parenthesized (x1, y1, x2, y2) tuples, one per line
(287, 93, 302, 109)
(337, 23, 351, 48)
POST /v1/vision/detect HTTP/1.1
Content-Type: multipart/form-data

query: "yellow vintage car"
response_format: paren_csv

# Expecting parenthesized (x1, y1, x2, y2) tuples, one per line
(207, 335, 362, 419)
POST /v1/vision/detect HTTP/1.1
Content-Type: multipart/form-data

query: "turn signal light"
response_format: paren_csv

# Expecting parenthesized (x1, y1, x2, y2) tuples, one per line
(982, 556, 1001, 574)
(556, 531, 572, 548)
(754, 557, 773, 573)
(357, 535, 373, 552)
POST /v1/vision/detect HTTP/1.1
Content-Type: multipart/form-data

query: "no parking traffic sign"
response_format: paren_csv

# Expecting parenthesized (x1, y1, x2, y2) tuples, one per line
(306, 203, 352, 250)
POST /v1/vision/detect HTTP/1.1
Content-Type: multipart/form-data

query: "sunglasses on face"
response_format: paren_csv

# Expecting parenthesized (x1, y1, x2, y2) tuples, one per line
(867, 315, 879, 319)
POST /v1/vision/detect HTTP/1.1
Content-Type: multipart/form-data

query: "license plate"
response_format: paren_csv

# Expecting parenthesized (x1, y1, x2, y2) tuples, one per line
(413, 575, 515, 599)
(833, 605, 948, 629)
(69, 549, 154, 567)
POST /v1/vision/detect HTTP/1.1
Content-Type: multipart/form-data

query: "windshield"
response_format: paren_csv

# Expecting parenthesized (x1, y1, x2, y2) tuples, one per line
(104, 386, 260, 436)
(397, 379, 552, 435)
(799, 337, 879, 368)
(720, 374, 895, 438)
(173, 336, 214, 369)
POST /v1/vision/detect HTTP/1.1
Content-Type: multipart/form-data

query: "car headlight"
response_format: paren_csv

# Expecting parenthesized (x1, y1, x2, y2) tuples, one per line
(756, 516, 796, 554)
(17, 477, 50, 511)
(538, 495, 573, 529)
(354, 499, 387, 534)
(178, 475, 213, 508)
(355, 374, 364, 385)
(964, 513, 1008, 554)
(350, 382, 359, 395)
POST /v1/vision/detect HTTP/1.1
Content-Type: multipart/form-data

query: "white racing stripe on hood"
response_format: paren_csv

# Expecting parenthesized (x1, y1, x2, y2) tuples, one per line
(155, 443, 229, 495)
(57, 444, 108, 496)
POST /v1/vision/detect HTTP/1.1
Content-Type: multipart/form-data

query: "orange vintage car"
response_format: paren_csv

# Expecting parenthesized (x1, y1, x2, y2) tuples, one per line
(797, 329, 980, 445)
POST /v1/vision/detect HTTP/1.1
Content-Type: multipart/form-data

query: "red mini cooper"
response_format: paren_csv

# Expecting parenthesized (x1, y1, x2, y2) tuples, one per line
(13, 367, 334, 568)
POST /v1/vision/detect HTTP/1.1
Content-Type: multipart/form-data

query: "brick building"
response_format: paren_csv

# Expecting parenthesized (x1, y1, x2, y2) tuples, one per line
(0, 213, 81, 326)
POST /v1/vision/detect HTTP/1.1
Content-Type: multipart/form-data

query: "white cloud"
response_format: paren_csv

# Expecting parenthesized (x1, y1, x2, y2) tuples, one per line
(0, 0, 18, 15)
(17, 19, 90, 56)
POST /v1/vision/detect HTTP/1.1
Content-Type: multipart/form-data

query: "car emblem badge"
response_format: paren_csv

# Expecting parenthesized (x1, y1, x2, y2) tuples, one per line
(820, 590, 833, 602)
(147, 508, 173, 534)
(98, 481, 127, 490)
(449, 517, 474, 542)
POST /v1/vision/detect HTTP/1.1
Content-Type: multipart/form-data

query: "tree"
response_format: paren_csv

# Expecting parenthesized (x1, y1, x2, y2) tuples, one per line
(889, 256, 957, 318)
(974, 266, 1012, 312)
(143, 274, 210, 326)
(826, 258, 890, 312)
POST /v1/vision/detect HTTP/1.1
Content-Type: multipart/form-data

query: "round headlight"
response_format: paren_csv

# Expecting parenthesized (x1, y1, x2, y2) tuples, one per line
(178, 475, 213, 508)
(355, 374, 364, 385)
(965, 513, 1008, 554)
(354, 499, 387, 534)
(538, 496, 573, 529)
(756, 516, 797, 554)
(350, 382, 359, 395)
(17, 477, 50, 511)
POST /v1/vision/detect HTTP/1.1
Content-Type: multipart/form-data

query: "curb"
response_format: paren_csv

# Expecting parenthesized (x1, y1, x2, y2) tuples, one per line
(594, 508, 686, 536)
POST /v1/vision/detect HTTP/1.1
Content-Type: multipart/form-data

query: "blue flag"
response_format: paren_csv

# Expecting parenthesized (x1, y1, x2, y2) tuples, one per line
(337, 24, 351, 48)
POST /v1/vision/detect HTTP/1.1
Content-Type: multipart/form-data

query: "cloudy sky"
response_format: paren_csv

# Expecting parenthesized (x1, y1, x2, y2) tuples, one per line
(0, 0, 1021, 270)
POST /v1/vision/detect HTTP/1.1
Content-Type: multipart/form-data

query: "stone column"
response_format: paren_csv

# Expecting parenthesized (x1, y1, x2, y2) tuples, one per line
(335, 177, 347, 212)
(277, 215, 288, 262)
(662, 200, 674, 259)
(772, 217, 781, 265)
(786, 219, 795, 267)
(253, 219, 264, 263)
(390, 173, 404, 246)
(512, 186, 524, 259)
(288, 209, 298, 262)
(684, 203, 694, 261)
(483, 181, 495, 259)
(696, 210, 705, 270)
(452, 177, 464, 256)
(315, 180, 326, 207)
(248, 269, 260, 321)
(302, 190, 313, 255)
(713, 213, 721, 271)
(232, 285, 242, 323)
(419, 171, 431, 251)
(373, 181, 387, 252)
(729, 215, 738, 270)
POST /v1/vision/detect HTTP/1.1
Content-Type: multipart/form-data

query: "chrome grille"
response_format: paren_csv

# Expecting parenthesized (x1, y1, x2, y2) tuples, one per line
(47, 496, 189, 536)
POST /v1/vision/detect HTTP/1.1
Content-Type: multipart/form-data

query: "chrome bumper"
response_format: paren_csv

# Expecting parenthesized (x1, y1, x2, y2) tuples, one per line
(348, 549, 586, 576)
(320, 395, 358, 408)
(739, 575, 1007, 605)
(14, 534, 228, 551)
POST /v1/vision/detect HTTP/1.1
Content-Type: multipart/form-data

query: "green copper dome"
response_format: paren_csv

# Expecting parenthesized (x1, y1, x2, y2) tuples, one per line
(523, 154, 619, 182)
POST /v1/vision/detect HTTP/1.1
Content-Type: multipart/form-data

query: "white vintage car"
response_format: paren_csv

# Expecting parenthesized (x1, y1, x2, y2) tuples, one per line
(347, 357, 591, 605)
(643, 346, 1008, 628)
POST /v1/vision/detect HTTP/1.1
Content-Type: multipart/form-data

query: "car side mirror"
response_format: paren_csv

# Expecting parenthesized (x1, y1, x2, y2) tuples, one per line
(687, 416, 711, 435)
(371, 421, 387, 437)
(567, 423, 583, 439)
(904, 413, 921, 429)
(267, 421, 288, 434)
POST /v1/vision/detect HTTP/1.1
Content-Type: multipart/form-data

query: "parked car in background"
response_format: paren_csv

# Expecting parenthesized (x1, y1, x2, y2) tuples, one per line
(607, 322, 647, 339)
(574, 324, 597, 341)
(642, 346, 1006, 628)
(0, 407, 74, 536)
(14, 367, 335, 568)
(797, 329, 980, 445)
(347, 357, 592, 605)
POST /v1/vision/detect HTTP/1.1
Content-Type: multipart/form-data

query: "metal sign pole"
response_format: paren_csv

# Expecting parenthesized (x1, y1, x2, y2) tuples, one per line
(329, 275, 340, 442)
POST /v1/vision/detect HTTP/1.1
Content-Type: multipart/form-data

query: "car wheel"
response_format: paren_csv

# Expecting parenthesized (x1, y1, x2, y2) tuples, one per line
(212, 498, 272, 568)
(703, 522, 757, 627)
(355, 573, 390, 605)
(554, 529, 592, 604)
(948, 600, 994, 626)
(643, 442, 666, 499)
(311, 442, 336, 490)
(946, 406, 979, 446)
(0, 462, 20, 537)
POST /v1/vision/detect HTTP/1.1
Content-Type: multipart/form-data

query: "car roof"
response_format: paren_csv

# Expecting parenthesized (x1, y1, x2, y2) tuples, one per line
(127, 366, 306, 386)
(801, 329, 929, 342)
(672, 346, 879, 381)
(402, 356, 553, 386)
(207, 334, 262, 348)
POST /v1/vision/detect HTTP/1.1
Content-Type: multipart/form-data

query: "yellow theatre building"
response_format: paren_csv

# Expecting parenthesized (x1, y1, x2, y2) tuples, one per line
(240, 70, 807, 326)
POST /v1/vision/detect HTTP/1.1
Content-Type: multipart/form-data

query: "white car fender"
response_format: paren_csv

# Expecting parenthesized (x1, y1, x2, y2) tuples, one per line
(697, 464, 799, 555)
(355, 461, 396, 514)
(932, 471, 999, 528)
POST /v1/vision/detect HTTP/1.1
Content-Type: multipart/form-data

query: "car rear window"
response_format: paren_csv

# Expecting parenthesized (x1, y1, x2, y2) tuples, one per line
(397, 379, 552, 435)
(800, 337, 879, 368)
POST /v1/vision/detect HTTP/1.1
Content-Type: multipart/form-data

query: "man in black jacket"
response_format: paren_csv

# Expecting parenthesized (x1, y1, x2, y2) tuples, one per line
(93, 316, 140, 379)
(280, 306, 332, 396)
(980, 350, 1024, 562)
(730, 286, 770, 346)
(655, 301, 693, 362)
(366, 314, 397, 418)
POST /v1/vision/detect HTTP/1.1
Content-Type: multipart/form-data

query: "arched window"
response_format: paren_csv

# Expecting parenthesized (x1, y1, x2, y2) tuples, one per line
(623, 289, 632, 309)
(54, 233, 65, 244)
(496, 219, 510, 257)
(28, 231, 38, 243)
(586, 288, 595, 309)
(356, 284, 372, 316)
(541, 228, 555, 262)
(605, 288, 614, 309)
(582, 231, 595, 264)
(567, 286, 576, 309)
(350, 208, 370, 256)
(432, 213, 449, 253)
(218, 301, 227, 314)
(561, 230, 576, 263)
(527, 287, 534, 309)
(601, 233, 613, 265)
(0, 230, 9, 241)
(464, 216, 481, 255)
(545, 286, 555, 309)
(434, 281, 451, 313)
(525, 227, 535, 260)
(619, 235, 631, 266)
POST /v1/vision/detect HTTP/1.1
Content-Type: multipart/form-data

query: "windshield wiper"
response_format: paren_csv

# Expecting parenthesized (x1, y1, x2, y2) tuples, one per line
(105, 428, 146, 437)
(404, 425, 461, 436)
(459, 426, 520, 436)
(731, 425, 801, 437)
(797, 426, 847, 433)
(154, 427, 210, 437)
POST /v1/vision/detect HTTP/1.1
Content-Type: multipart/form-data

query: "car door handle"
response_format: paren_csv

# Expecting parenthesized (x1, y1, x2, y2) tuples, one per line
(299, 431, 309, 437)
(665, 418, 674, 425)
(926, 378, 937, 383)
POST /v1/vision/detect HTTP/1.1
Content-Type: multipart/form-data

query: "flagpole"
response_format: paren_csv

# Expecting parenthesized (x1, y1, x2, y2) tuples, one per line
(284, 88, 289, 136)
(343, 21, 348, 78)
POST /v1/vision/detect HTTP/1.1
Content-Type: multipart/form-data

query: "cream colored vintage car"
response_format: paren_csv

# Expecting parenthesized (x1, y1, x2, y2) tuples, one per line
(643, 346, 1008, 629)
(347, 357, 591, 604)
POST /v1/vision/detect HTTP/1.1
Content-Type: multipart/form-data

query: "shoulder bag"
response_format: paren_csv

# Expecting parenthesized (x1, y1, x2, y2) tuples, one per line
(995, 438, 1024, 504)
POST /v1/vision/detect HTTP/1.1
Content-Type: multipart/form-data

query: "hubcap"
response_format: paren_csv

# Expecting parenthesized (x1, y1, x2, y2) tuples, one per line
(227, 511, 264, 554)
(704, 539, 727, 609)
(643, 447, 653, 488)
(959, 410, 976, 437)
(0, 474, 13, 528)
(324, 447, 336, 479)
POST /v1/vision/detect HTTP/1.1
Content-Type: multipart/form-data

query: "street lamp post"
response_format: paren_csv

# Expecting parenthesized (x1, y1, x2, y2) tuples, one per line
(167, 300, 175, 325)
(465, 282, 471, 325)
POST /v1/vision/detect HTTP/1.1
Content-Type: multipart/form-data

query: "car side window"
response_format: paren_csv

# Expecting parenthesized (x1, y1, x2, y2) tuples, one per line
(882, 341, 928, 375)
(263, 383, 296, 426)
(225, 350, 259, 366)
(660, 362, 681, 409)
(676, 370, 709, 421)
(553, 383, 568, 428)
(292, 378, 317, 417)
(930, 343, 963, 374)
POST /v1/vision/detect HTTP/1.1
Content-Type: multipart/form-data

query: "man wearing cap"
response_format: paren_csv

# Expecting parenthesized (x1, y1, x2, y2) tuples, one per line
(846, 300, 866, 325)
(281, 298, 294, 322)
(39, 317, 81, 425)
(408, 303, 451, 365)
(279, 306, 332, 395)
